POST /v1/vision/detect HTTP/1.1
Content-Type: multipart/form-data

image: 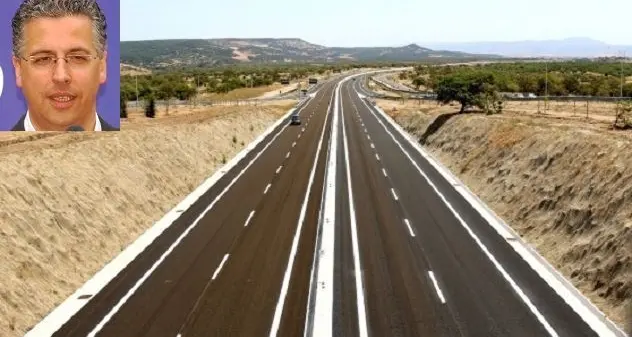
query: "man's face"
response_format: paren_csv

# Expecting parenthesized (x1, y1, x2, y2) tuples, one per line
(12, 15, 106, 130)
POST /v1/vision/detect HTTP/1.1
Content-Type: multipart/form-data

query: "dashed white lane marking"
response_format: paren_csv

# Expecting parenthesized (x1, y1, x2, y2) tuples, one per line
(382, 168, 387, 177)
(302, 127, 305, 132)
(276, 166, 282, 174)
(367, 135, 371, 140)
(292, 141, 296, 147)
(364, 128, 368, 133)
(370, 143, 375, 149)
(264, 183, 272, 194)
(404, 219, 415, 237)
(286, 152, 290, 159)
(391, 188, 398, 201)
(428, 271, 446, 304)
(82, 104, 298, 337)
(375, 153, 380, 161)
(270, 83, 333, 337)
(212, 254, 230, 281)
(359, 98, 562, 336)
(298, 134, 301, 139)
(244, 211, 255, 227)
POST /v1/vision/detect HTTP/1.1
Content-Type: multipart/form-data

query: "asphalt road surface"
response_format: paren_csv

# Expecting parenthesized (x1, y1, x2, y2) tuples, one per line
(39, 74, 626, 337)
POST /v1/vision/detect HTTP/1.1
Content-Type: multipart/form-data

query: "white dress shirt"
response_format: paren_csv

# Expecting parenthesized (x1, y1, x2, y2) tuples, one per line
(24, 110, 102, 131)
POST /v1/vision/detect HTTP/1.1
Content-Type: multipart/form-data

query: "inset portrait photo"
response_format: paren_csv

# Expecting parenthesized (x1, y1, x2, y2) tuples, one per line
(0, 0, 120, 131)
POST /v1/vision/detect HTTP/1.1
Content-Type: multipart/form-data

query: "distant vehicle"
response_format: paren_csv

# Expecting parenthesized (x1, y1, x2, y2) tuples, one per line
(290, 114, 301, 125)
(280, 79, 290, 85)
(308, 78, 318, 84)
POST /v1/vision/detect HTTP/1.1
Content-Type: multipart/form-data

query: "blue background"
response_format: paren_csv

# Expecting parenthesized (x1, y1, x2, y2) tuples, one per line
(0, 0, 120, 131)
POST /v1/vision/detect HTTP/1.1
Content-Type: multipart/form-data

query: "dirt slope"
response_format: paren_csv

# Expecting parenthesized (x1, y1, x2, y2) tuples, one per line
(0, 102, 293, 336)
(382, 99, 632, 331)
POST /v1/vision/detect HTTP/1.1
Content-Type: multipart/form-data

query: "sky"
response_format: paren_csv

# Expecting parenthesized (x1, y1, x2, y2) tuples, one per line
(121, 0, 631, 47)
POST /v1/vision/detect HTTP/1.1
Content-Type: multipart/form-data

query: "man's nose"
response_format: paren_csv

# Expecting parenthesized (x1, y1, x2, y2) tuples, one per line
(51, 58, 71, 84)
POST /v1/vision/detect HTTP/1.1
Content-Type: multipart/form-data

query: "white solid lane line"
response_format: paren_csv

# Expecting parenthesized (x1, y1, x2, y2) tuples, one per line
(212, 254, 230, 281)
(428, 271, 446, 304)
(264, 183, 272, 194)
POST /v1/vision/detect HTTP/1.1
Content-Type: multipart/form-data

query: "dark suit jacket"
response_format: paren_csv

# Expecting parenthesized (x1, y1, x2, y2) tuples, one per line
(10, 113, 119, 131)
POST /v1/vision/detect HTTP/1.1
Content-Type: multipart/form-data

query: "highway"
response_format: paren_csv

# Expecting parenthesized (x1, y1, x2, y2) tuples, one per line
(30, 72, 627, 337)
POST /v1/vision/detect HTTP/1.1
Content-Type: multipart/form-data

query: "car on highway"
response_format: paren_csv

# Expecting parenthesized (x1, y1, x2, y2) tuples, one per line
(290, 114, 301, 125)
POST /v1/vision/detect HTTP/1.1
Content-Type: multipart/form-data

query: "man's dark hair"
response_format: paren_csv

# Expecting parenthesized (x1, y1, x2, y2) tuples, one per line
(11, 0, 107, 57)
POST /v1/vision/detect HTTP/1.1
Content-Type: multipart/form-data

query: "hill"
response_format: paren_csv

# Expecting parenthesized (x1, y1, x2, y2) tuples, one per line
(120, 38, 502, 68)
(421, 37, 632, 58)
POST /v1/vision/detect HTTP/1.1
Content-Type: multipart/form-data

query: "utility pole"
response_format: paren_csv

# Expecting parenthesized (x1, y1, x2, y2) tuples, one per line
(545, 59, 549, 113)
(621, 51, 625, 98)
(194, 75, 199, 107)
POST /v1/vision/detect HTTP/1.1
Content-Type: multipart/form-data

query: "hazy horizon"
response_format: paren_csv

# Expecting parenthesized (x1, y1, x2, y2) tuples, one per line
(122, 0, 630, 47)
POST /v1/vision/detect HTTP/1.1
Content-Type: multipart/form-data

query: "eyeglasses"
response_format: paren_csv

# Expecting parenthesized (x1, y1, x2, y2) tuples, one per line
(20, 54, 99, 70)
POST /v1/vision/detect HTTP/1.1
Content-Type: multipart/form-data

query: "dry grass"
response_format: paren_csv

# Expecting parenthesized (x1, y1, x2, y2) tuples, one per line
(120, 63, 151, 76)
(383, 100, 632, 330)
(200, 84, 287, 100)
(231, 48, 257, 61)
(376, 98, 624, 127)
(256, 83, 300, 99)
(0, 102, 294, 337)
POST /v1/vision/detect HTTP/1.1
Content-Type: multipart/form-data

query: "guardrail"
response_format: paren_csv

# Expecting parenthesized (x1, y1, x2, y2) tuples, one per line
(371, 76, 418, 93)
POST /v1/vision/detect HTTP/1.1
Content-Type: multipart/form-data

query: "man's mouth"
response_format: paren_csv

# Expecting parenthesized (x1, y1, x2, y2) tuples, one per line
(48, 93, 77, 109)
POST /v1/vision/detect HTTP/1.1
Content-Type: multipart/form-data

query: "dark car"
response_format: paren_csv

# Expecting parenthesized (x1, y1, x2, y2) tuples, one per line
(290, 114, 301, 125)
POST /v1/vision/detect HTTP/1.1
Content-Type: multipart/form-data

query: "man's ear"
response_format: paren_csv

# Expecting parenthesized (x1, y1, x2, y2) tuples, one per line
(12, 56, 23, 88)
(99, 50, 107, 84)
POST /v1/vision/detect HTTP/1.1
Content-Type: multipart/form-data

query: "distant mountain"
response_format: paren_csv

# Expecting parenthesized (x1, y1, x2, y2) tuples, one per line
(421, 37, 632, 58)
(120, 38, 502, 68)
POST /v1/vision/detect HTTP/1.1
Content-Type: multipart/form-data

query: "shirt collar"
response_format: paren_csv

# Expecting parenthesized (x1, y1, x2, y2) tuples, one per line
(24, 110, 102, 131)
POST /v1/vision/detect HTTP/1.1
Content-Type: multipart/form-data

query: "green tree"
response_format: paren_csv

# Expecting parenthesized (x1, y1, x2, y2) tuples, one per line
(412, 77, 426, 90)
(623, 83, 632, 97)
(175, 83, 196, 100)
(563, 73, 581, 95)
(120, 95, 127, 118)
(435, 72, 498, 113)
(145, 96, 156, 118)
(516, 74, 538, 93)
(156, 81, 176, 114)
